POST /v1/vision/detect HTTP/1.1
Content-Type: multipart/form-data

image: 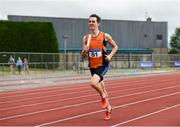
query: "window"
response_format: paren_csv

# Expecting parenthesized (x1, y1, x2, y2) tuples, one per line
(144, 34, 147, 38)
(156, 34, 162, 40)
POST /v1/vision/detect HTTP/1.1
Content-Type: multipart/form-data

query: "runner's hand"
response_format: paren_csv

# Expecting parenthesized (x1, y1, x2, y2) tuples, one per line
(81, 45, 89, 58)
(105, 55, 111, 62)
(81, 50, 87, 58)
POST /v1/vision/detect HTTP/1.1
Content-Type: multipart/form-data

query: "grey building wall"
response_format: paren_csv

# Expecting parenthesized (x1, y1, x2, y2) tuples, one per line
(8, 15, 168, 51)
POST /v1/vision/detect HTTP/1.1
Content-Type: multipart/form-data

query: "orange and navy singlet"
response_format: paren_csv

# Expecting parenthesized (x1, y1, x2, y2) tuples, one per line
(86, 31, 109, 69)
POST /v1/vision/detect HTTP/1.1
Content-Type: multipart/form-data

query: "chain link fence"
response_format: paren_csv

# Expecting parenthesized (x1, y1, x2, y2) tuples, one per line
(0, 52, 180, 76)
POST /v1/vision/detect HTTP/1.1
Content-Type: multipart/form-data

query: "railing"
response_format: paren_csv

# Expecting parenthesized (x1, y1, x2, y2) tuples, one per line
(0, 52, 180, 76)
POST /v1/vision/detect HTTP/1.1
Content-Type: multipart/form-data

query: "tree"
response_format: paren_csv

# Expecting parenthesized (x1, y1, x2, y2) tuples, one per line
(169, 27, 180, 54)
(0, 21, 59, 53)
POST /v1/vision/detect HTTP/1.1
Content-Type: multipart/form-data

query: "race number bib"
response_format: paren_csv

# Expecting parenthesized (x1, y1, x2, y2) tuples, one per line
(89, 48, 102, 58)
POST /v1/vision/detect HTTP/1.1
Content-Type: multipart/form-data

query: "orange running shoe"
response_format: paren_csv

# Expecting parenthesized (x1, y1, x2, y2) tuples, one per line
(101, 97, 107, 109)
(104, 108, 112, 120)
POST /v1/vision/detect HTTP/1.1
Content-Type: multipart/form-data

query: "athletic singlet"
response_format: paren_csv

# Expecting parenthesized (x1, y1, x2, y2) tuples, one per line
(86, 32, 108, 68)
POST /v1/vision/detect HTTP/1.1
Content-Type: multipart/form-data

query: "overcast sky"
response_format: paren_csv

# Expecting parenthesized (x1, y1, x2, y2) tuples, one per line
(0, 0, 180, 43)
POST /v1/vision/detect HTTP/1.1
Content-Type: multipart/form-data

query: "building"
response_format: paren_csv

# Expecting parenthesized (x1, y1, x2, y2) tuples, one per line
(8, 15, 168, 54)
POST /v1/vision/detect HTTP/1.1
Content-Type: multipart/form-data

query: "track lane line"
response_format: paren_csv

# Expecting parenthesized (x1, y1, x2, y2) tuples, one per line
(1, 81, 179, 111)
(111, 103, 180, 126)
(35, 92, 180, 127)
(1, 76, 178, 103)
(1, 73, 179, 96)
(1, 75, 173, 98)
(0, 83, 179, 121)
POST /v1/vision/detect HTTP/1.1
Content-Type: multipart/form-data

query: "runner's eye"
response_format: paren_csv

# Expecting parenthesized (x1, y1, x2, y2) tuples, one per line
(89, 20, 95, 23)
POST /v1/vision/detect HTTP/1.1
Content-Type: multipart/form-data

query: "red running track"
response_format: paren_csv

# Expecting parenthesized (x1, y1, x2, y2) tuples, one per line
(0, 72, 180, 126)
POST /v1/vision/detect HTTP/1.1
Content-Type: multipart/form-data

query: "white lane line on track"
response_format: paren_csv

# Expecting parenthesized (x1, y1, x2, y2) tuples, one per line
(0, 75, 164, 98)
(0, 89, 92, 104)
(0, 84, 179, 121)
(0, 73, 179, 96)
(0, 84, 89, 99)
(0, 78, 129, 97)
(1, 78, 179, 106)
(0, 84, 89, 97)
(35, 92, 180, 127)
(111, 103, 180, 127)
(0, 79, 155, 102)
(0, 74, 89, 83)
(0, 82, 179, 111)
(1, 77, 178, 103)
(0, 77, 90, 94)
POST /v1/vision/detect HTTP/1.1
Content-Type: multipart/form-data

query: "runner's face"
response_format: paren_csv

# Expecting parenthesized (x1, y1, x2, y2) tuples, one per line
(88, 17, 99, 31)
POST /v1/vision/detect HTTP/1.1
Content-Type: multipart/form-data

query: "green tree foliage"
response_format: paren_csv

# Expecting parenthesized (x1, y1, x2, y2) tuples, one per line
(0, 21, 59, 68)
(0, 21, 59, 53)
(169, 27, 180, 54)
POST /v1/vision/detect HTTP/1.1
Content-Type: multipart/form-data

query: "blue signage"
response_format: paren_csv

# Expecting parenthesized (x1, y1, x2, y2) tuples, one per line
(140, 61, 153, 68)
(174, 61, 180, 67)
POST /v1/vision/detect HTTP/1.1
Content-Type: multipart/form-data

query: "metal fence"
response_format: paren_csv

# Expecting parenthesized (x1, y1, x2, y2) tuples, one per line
(0, 52, 180, 76)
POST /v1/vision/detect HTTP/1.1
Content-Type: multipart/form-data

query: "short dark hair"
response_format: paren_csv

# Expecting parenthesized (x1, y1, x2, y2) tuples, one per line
(89, 14, 101, 23)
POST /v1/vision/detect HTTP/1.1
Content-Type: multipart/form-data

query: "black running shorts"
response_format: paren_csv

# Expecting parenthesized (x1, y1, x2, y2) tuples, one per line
(90, 64, 110, 82)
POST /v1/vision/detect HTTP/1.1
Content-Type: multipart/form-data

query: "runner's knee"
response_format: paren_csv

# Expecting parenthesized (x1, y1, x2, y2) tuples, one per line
(90, 80, 97, 86)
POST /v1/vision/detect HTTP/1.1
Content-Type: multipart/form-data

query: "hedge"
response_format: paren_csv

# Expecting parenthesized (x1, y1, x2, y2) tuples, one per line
(0, 21, 59, 53)
(0, 21, 60, 68)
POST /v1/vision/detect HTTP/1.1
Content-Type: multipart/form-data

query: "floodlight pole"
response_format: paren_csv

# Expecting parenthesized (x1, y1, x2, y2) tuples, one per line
(63, 35, 68, 69)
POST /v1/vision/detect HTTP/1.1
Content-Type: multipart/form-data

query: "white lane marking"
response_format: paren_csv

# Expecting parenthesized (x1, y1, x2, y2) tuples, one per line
(0, 82, 179, 111)
(35, 92, 180, 127)
(111, 103, 180, 126)
(0, 84, 179, 121)
(1, 77, 178, 104)
(1, 73, 179, 97)
(0, 75, 160, 99)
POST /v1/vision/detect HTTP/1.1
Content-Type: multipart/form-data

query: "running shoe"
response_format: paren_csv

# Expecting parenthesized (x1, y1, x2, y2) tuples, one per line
(101, 97, 107, 109)
(104, 108, 112, 120)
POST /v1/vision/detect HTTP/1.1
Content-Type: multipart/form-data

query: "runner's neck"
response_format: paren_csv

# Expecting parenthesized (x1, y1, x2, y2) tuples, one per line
(91, 30, 100, 37)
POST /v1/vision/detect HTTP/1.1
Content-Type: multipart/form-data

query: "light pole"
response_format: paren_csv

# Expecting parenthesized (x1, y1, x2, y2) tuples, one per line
(63, 35, 68, 69)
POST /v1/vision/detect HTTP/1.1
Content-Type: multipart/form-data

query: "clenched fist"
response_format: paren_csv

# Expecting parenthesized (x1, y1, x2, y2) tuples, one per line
(81, 45, 89, 58)
(81, 50, 88, 58)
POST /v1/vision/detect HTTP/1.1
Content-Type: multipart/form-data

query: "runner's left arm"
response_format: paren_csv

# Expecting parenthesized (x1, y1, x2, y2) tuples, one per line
(105, 33, 118, 61)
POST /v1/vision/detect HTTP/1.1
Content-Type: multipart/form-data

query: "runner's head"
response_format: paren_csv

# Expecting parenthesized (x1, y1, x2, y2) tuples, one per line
(88, 14, 101, 31)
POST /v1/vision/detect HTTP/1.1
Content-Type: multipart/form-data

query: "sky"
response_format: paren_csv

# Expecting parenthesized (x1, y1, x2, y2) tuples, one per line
(0, 0, 180, 43)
